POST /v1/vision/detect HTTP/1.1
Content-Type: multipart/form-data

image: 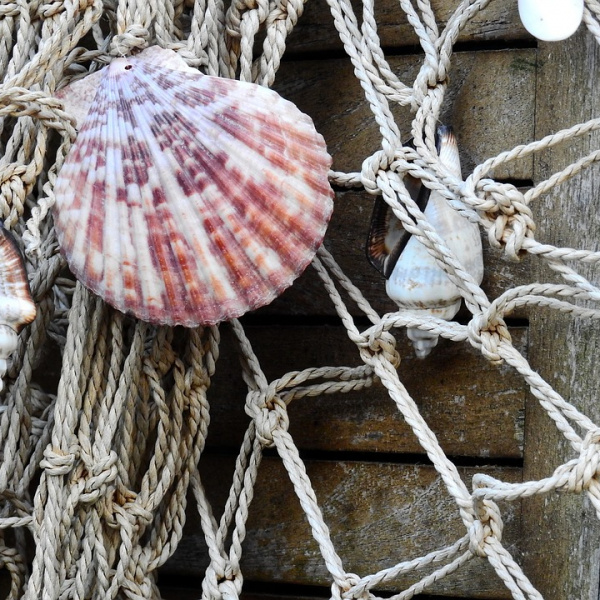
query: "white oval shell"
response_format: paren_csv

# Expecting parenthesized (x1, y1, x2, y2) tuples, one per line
(518, 0, 583, 41)
(386, 128, 483, 357)
(53, 47, 333, 326)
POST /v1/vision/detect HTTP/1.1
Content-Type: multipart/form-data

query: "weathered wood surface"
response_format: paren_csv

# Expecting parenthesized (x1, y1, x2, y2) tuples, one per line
(273, 50, 536, 180)
(260, 189, 531, 318)
(155, 5, 538, 600)
(163, 458, 522, 598)
(206, 324, 527, 458)
(161, 592, 333, 600)
(285, 0, 528, 54)
(162, 591, 482, 600)
(261, 48, 535, 318)
(521, 28, 600, 600)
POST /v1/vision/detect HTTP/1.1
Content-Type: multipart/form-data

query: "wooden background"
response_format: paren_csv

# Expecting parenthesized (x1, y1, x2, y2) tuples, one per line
(1, 2, 598, 600)
(154, 0, 600, 600)
(156, 2, 600, 600)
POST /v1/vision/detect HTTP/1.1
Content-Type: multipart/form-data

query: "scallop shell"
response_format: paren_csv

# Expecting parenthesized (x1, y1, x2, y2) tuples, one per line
(53, 46, 333, 326)
(0, 225, 36, 390)
(367, 126, 483, 358)
(518, 0, 583, 41)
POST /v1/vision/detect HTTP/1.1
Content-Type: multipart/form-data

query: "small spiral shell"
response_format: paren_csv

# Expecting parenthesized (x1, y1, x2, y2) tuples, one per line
(366, 126, 483, 358)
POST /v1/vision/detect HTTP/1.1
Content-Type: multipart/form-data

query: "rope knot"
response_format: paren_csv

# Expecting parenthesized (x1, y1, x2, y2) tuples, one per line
(40, 446, 77, 475)
(332, 573, 368, 600)
(108, 490, 154, 530)
(565, 428, 600, 493)
(217, 577, 242, 600)
(247, 391, 289, 447)
(467, 314, 511, 365)
(360, 151, 391, 195)
(0, 164, 27, 187)
(476, 179, 536, 261)
(79, 451, 119, 503)
(355, 323, 400, 368)
(365, 330, 400, 368)
(37, 0, 97, 18)
(110, 26, 149, 57)
(469, 498, 504, 558)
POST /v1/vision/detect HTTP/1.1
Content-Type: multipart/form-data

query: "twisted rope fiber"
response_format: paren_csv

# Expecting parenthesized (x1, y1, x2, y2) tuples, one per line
(1, 0, 600, 599)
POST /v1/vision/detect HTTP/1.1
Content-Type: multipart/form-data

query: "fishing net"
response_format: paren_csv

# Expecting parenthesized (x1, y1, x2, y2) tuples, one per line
(1, 0, 600, 599)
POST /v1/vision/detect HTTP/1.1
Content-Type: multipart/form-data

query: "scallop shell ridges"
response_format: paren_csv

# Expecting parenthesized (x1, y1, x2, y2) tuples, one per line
(53, 47, 334, 326)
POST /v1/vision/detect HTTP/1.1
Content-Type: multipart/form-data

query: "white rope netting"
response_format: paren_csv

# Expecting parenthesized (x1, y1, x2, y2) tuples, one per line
(1, 0, 600, 599)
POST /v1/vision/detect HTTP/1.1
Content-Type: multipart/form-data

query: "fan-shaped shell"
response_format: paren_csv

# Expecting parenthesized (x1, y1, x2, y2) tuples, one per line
(518, 0, 583, 41)
(367, 126, 483, 358)
(53, 46, 333, 326)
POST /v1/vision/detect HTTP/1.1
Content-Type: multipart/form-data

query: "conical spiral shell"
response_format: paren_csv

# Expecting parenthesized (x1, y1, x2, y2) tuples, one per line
(367, 127, 483, 357)
(53, 46, 334, 326)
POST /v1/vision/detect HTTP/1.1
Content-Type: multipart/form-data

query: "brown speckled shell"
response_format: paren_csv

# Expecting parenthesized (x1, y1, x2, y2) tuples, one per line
(0, 225, 36, 332)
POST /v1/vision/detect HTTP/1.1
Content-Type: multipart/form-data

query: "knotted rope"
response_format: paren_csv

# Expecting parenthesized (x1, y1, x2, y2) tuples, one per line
(1, 1, 600, 599)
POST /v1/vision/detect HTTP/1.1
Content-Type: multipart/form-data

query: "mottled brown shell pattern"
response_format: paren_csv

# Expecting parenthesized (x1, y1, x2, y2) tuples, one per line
(0, 225, 36, 331)
(53, 47, 334, 326)
(0, 225, 36, 391)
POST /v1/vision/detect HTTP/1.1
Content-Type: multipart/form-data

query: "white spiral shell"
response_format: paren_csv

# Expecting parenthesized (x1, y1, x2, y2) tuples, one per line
(367, 127, 483, 358)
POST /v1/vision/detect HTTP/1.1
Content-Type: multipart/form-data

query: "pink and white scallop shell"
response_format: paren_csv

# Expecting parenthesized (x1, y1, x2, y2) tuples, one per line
(53, 46, 334, 326)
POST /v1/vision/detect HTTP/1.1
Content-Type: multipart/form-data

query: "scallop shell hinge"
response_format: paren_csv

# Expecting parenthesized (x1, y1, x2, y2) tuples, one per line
(53, 46, 334, 327)
(366, 126, 484, 358)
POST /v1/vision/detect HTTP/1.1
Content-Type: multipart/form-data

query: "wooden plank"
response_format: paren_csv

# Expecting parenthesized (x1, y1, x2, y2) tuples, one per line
(285, 0, 529, 54)
(163, 457, 521, 598)
(160, 587, 482, 600)
(160, 590, 325, 600)
(273, 50, 536, 180)
(161, 591, 328, 600)
(258, 189, 531, 317)
(206, 324, 527, 458)
(521, 29, 600, 600)
(260, 49, 536, 318)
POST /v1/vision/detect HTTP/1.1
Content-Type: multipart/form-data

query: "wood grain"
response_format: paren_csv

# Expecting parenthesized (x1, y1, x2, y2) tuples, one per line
(160, 591, 328, 600)
(521, 28, 600, 600)
(261, 49, 537, 317)
(206, 324, 527, 458)
(163, 457, 522, 599)
(160, 587, 481, 600)
(158, 9, 538, 600)
(273, 50, 536, 180)
(285, 0, 529, 54)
